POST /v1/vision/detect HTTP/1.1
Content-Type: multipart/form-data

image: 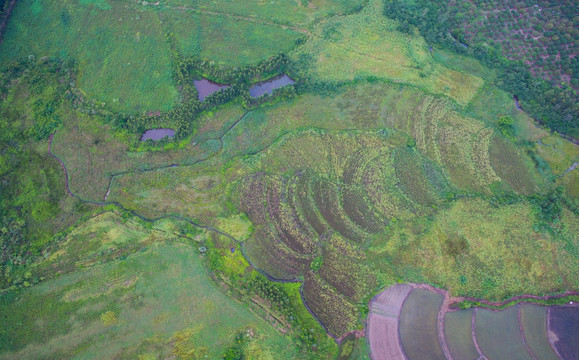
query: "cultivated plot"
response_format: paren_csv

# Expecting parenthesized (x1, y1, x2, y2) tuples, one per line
(366, 284, 412, 360)
(549, 306, 579, 360)
(519, 304, 559, 360)
(398, 289, 446, 360)
(474, 307, 533, 360)
(444, 309, 479, 360)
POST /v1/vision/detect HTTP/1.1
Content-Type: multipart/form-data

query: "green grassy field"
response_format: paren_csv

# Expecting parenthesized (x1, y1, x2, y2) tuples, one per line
(0, 0, 177, 113)
(291, 0, 484, 106)
(162, 0, 366, 29)
(0, 212, 304, 360)
(0, 0, 309, 113)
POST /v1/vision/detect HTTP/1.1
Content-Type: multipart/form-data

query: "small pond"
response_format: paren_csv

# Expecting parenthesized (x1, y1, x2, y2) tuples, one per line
(194, 79, 230, 101)
(249, 74, 294, 98)
(140, 128, 175, 141)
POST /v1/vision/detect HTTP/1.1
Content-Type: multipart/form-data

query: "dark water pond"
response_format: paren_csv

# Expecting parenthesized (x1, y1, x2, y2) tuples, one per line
(249, 74, 294, 98)
(194, 79, 230, 101)
(140, 128, 175, 141)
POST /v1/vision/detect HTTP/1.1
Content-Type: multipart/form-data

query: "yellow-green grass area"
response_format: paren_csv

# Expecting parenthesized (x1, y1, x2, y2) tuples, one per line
(556, 208, 579, 290)
(106, 162, 230, 224)
(431, 47, 498, 83)
(536, 135, 579, 176)
(398, 289, 446, 360)
(488, 135, 539, 195)
(533, 134, 578, 200)
(51, 105, 238, 201)
(519, 304, 559, 360)
(291, 0, 484, 106)
(0, 240, 300, 359)
(475, 307, 533, 360)
(159, 8, 304, 66)
(161, 0, 366, 29)
(466, 84, 538, 136)
(31, 211, 168, 280)
(369, 197, 577, 300)
(561, 169, 579, 199)
(0, 0, 177, 113)
(444, 309, 478, 360)
(337, 333, 370, 360)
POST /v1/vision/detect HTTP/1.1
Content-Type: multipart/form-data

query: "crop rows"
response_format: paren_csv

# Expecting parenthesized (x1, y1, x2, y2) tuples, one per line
(312, 178, 367, 244)
(302, 271, 359, 337)
(235, 131, 457, 335)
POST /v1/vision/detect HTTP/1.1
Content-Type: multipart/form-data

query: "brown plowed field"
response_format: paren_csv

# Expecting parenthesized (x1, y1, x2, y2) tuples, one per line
(366, 284, 412, 360)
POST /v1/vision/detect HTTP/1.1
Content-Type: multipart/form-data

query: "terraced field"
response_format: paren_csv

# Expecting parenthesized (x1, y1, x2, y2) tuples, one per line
(367, 285, 579, 360)
(2, 0, 577, 357)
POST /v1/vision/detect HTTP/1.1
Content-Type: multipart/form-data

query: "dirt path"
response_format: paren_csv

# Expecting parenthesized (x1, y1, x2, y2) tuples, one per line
(562, 162, 578, 176)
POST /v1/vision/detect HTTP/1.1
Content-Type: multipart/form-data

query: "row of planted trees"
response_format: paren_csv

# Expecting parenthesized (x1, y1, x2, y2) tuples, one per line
(384, 0, 579, 139)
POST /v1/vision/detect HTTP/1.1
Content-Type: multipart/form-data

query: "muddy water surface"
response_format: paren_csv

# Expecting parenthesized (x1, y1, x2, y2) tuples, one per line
(249, 74, 294, 98)
(141, 128, 175, 141)
(194, 79, 230, 101)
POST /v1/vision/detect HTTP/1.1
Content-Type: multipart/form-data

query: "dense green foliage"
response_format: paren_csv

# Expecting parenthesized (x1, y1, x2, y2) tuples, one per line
(384, 0, 579, 138)
(0, 0, 8, 15)
(0, 60, 92, 290)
